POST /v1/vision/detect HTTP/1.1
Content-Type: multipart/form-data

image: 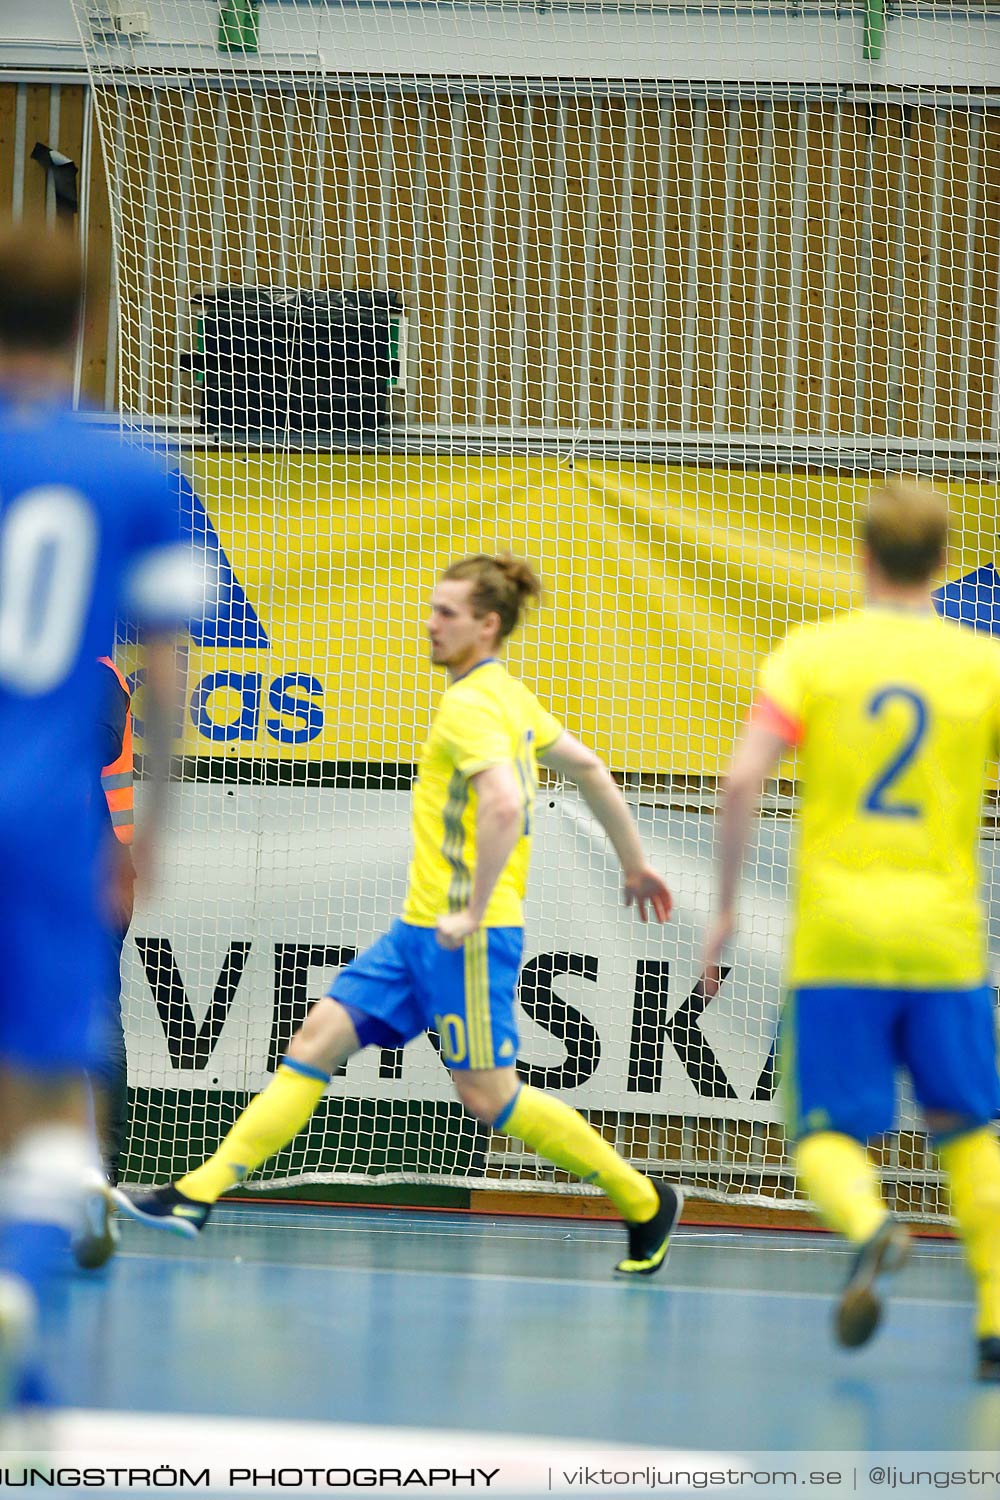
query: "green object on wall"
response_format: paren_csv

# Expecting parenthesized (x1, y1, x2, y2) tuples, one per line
(864, 0, 885, 62)
(218, 0, 261, 54)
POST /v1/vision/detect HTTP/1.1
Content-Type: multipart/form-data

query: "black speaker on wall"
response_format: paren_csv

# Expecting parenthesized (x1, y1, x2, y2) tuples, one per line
(187, 287, 402, 437)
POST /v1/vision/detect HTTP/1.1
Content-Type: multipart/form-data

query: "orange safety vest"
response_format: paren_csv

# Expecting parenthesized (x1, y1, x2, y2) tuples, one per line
(97, 656, 134, 846)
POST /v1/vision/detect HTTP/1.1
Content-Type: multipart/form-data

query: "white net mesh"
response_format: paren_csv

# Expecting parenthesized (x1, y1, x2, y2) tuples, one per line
(67, 0, 1000, 1216)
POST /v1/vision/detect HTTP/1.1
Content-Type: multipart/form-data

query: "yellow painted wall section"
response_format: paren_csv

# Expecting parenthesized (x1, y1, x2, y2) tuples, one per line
(170, 455, 995, 774)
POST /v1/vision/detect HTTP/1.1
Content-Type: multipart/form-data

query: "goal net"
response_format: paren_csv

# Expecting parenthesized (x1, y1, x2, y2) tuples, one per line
(70, 0, 1000, 1218)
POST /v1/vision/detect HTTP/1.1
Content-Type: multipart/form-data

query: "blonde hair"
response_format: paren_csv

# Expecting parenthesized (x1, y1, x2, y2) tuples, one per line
(862, 478, 949, 584)
(442, 554, 542, 643)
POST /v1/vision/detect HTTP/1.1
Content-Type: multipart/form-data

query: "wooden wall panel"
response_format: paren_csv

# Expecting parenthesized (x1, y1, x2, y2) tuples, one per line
(726, 102, 763, 436)
(895, 108, 934, 438)
(866, 107, 904, 437)
(791, 104, 832, 432)
(0, 85, 18, 219)
(559, 96, 581, 429)
(958, 111, 989, 440)
(81, 105, 114, 410)
(933, 111, 967, 440)
(416, 97, 452, 423)
(669, 98, 701, 432)
(628, 100, 660, 430)
(21, 85, 52, 222)
(829, 104, 866, 434)
(22, 78, 1000, 443)
(973, 111, 1000, 443)
(691, 100, 728, 431)
(527, 97, 551, 429)
(452, 97, 485, 428)
(760, 103, 797, 434)
(0, 84, 114, 407)
(219, 91, 256, 285)
(597, 97, 620, 428)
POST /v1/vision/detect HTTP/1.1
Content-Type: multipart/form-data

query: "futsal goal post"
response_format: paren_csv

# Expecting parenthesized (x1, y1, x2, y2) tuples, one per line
(68, 0, 1000, 1221)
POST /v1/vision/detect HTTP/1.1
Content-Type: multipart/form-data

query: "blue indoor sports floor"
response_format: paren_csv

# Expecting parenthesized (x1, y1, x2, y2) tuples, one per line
(45, 1205, 1000, 1459)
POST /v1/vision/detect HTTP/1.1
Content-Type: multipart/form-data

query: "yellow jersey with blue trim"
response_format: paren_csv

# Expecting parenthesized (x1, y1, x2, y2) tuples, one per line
(756, 606, 1000, 989)
(402, 660, 563, 928)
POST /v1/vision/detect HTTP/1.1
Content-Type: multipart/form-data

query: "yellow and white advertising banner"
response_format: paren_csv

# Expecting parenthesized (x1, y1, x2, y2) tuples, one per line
(162, 453, 961, 773)
(160, 454, 999, 772)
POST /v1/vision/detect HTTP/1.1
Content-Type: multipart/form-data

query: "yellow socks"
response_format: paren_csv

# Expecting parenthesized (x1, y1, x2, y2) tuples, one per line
(795, 1131, 889, 1243)
(178, 1059, 329, 1204)
(495, 1084, 659, 1222)
(795, 1125, 1000, 1339)
(938, 1127, 1000, 1339)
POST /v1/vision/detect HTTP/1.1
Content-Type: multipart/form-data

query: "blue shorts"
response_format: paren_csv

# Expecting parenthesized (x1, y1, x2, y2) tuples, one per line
(782, 983, 1000, 1142)
(0, 878, 104, 1075)
(329, 919, 523, 1071)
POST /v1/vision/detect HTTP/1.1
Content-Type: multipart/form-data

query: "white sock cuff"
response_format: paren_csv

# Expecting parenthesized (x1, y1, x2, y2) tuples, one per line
(1, 1126, 94, 1230)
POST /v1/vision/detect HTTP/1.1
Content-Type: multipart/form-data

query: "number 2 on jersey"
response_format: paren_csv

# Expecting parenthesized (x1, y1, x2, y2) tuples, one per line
(862, 685, 928, 819)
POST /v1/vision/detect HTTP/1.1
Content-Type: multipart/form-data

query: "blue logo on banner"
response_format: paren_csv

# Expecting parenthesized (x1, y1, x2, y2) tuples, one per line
(933, 563, 1000, 636)
(176, 470, 269, 648)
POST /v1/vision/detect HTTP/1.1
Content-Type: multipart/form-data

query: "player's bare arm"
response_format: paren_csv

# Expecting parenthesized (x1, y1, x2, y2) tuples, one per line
(539, 731, 672, 923)
(702, 722, 789, 994)
(435, 762, 523, 950)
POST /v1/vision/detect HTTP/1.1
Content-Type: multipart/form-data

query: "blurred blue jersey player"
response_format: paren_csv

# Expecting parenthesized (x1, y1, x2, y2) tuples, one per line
(0, 224, 193, 1425)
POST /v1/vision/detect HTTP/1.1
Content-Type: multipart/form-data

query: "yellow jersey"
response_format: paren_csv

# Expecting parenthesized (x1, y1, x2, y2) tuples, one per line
(757, 606, 1000, 989)
(402, 659, 563, 928)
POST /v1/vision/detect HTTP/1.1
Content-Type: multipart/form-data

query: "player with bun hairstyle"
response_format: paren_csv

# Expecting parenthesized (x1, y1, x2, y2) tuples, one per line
(440, 553, 542, 643)
(117, 553, 684, 1276)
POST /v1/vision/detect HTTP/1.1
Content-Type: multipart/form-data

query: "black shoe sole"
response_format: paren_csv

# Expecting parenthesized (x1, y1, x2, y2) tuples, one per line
(110, 1187, 204, 1240)
(72, 1181, 120, 1270)
(835, 1221, 910, 1349)
(615, 1184, 684, 1277)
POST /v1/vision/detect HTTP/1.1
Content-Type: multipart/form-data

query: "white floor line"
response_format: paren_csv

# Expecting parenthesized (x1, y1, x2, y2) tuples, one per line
(120, 1213, 958, 1262)
(112, 1248, 970, 1307)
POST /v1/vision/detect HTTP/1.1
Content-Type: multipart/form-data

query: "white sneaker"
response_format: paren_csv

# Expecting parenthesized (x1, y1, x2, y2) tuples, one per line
(72, 1173, 120, 1271)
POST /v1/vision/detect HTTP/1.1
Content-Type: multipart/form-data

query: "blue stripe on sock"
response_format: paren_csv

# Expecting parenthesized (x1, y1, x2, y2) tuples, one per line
(280, 1056, 331, 1084)
(492, 1085, 522, 1132)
